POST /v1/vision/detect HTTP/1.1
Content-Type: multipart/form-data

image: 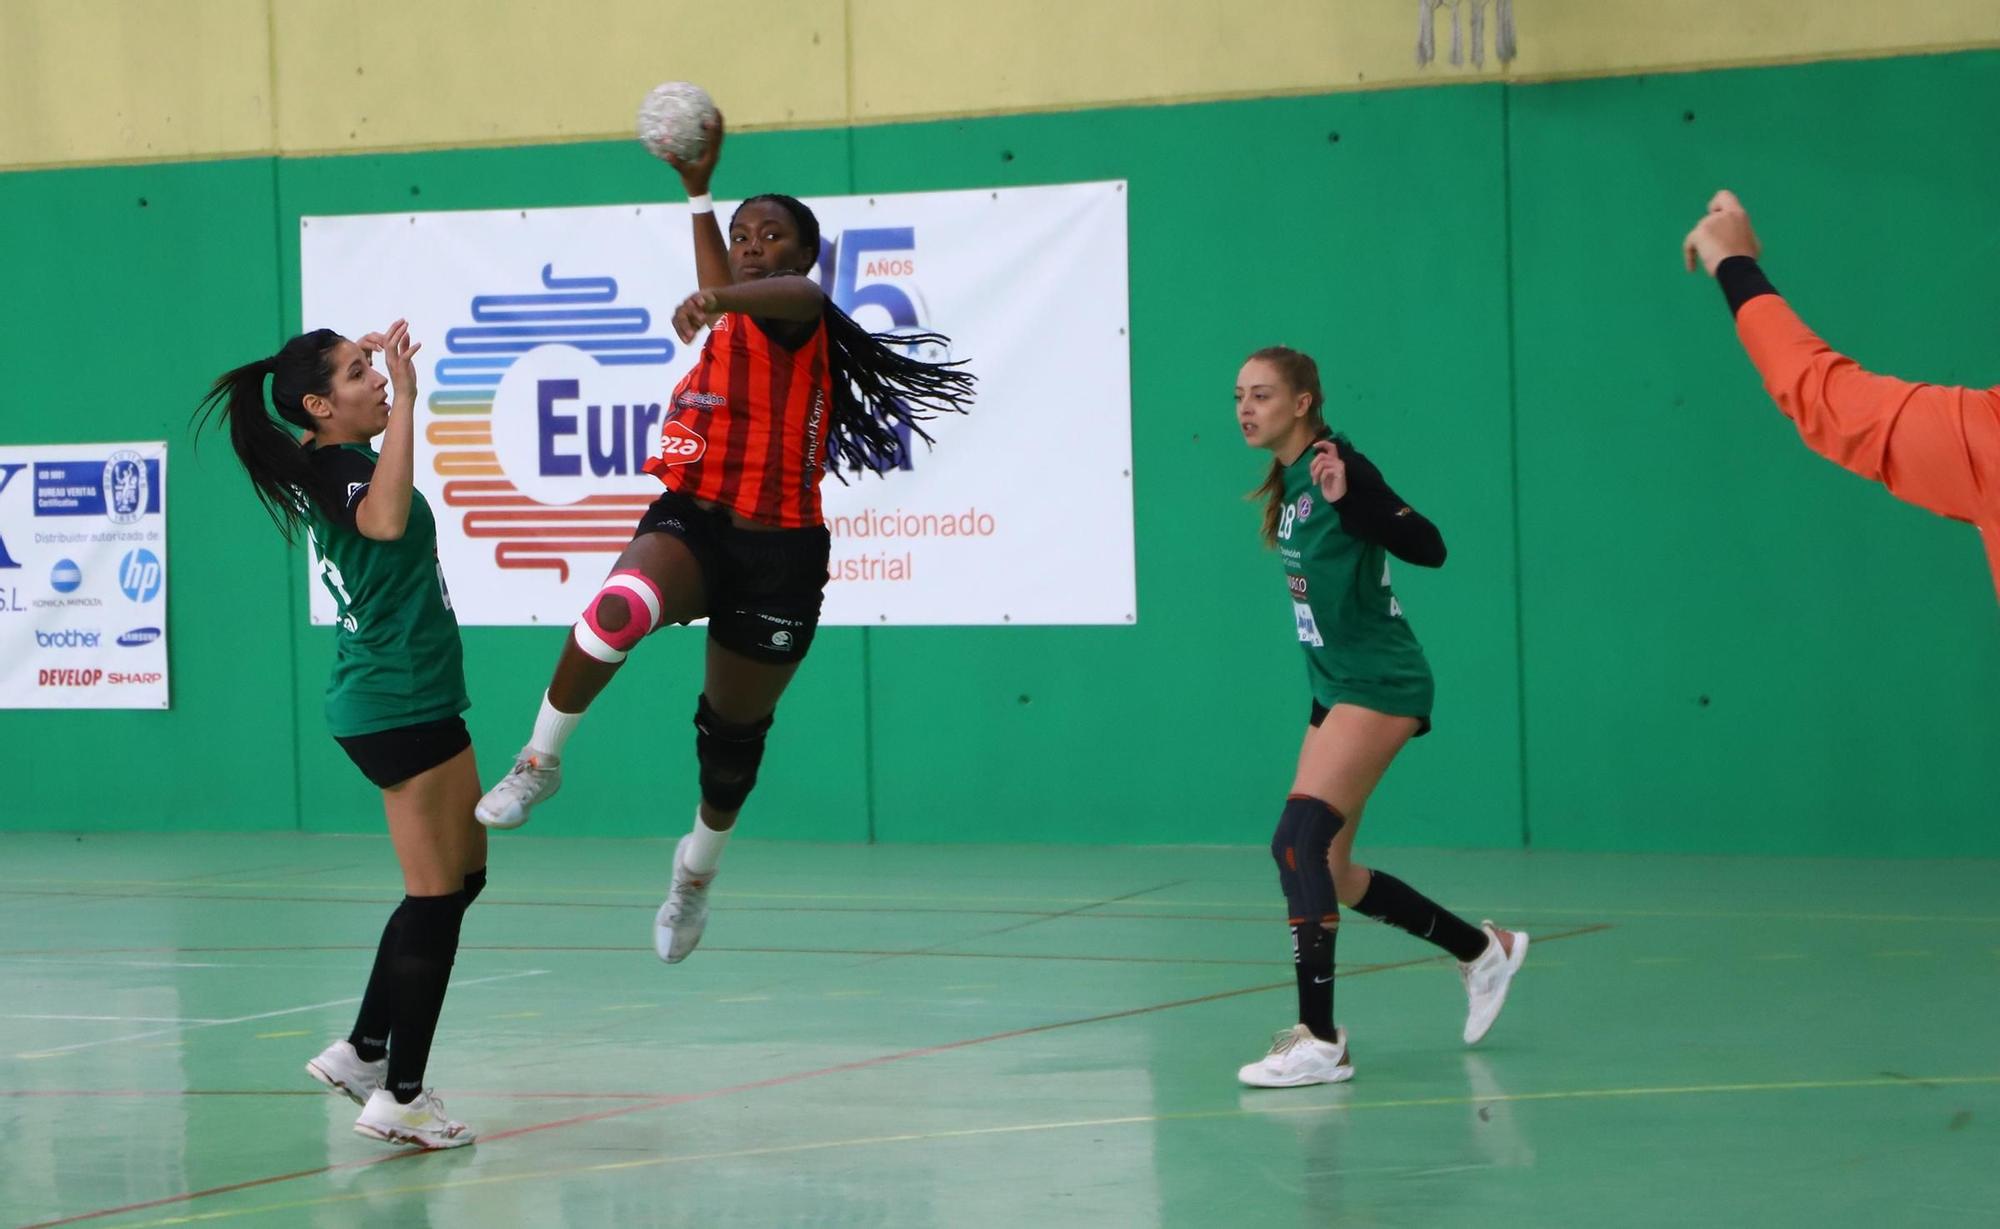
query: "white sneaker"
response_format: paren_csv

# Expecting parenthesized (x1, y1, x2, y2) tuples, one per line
(1461, 922, 1529, 1045)
(1237, 1024, 1354, 1088)
(653, 834, 714, 964)
(304, 1039, 386, 1106)
(475, 746, 561, 829)
(353, 1088, 474, 1149)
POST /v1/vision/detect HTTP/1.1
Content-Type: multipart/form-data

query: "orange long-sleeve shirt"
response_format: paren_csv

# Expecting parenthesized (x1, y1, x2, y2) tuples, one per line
(1734, 290, 2000, 603)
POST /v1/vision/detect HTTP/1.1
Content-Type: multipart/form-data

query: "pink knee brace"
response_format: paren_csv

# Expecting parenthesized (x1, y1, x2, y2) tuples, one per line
(572, 570, 665, 663)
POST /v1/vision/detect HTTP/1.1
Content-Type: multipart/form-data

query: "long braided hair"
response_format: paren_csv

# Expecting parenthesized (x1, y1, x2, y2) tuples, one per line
(1246, 346, 1329, 547)
(737, 194, 976, 476)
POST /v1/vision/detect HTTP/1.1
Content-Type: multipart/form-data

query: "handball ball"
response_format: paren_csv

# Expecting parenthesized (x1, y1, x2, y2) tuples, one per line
(637, 82, 717, 163)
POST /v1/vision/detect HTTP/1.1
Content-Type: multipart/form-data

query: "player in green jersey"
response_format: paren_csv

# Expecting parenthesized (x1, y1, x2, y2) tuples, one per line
(197, 321, 481, 1148)
(1232, 346, 1529, 1089)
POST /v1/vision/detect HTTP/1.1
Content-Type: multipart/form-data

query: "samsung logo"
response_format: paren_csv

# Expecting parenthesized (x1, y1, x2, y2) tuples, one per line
(117, 626, 162, 647)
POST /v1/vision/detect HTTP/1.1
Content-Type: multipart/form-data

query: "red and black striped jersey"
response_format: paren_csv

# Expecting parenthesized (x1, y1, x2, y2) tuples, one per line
(642, 312, 833, 528)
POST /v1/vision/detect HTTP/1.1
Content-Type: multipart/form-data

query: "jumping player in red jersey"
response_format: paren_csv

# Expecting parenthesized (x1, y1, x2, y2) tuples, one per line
(475, 112, 975, 964)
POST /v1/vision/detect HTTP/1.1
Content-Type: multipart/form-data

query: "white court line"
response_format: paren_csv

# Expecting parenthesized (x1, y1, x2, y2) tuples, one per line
(12, 969, 550, 1059)
(0, 1014, 229, 1024)
(0, 956, 401, 971)
(0, 957, 241, 969)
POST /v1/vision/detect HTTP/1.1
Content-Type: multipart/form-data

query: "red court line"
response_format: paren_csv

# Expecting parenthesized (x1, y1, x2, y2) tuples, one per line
(0, 1090, 671, 1101)
(18, 924, 1608, 1228)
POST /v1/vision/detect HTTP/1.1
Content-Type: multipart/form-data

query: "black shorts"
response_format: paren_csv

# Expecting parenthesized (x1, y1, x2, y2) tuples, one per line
(635, 488, 831, 665)
(335, 715, 472, 789)
(1309, 699, 1433, 738)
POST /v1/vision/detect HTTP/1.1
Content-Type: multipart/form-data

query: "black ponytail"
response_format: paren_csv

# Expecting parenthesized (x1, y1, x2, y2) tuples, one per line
(193, 328, 343, 541)
(737, 195, 977, 477)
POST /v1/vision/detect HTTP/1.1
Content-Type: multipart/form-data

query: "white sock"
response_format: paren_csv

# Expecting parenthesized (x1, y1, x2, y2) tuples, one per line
(681, 810, 731, 876)
(528, 692, 582, 759)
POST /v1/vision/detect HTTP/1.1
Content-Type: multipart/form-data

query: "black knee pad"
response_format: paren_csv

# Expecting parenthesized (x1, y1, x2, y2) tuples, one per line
(694, 694, 773, 813)
(394, 892, 467, 967)
(460, 868, 487, 909)
(1271, 794, 1346, 924)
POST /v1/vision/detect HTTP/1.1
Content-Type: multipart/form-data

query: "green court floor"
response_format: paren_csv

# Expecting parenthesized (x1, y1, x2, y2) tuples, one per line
(2, 833, 1995, 1227)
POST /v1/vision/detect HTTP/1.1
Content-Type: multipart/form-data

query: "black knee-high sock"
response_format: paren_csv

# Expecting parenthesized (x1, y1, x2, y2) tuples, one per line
(384, 892, 468, 1103)
(1292, 919, 1337, 1042)
(1352, 870, 1488, 963)
(347, 869, 485, 1064)
(346, 908, 404, 1063)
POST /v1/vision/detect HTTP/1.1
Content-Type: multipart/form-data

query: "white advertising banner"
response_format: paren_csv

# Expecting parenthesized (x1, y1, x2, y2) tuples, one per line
(299, 180, 1134, 627)
(0, 442, 170, 709)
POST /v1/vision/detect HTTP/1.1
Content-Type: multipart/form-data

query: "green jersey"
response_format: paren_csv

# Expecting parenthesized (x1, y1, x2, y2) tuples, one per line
(1276, 437, 1437, 720)
(304, 444, 468, 737)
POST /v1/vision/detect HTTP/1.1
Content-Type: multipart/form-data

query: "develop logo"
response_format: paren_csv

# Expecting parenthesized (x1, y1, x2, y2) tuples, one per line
(38, 668, 104, 687)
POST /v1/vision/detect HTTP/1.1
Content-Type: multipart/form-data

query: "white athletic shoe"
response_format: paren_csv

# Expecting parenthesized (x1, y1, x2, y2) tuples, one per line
(653, 834, 714, 964)
(353, 1087, 475, 1149)
(1461, 922, 1529, 1045)
(304, 1039, 386, 1106)
(475, 746, 561, 829)
(1237, 1024, 1354, 1088)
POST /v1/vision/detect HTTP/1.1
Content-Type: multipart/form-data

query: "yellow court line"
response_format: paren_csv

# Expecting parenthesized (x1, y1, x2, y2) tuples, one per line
(95, 1073, 2000, 1228)
(8, 878, 2000, 925)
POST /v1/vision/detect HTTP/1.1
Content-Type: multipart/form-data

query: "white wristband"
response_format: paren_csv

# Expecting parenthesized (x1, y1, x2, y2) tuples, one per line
(686, 192, 714, 214)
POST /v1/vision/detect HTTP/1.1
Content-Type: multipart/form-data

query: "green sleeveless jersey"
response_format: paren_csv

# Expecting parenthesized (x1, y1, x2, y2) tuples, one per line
(1277, 443, 1434, 718)
(304, 444, 469, 737)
